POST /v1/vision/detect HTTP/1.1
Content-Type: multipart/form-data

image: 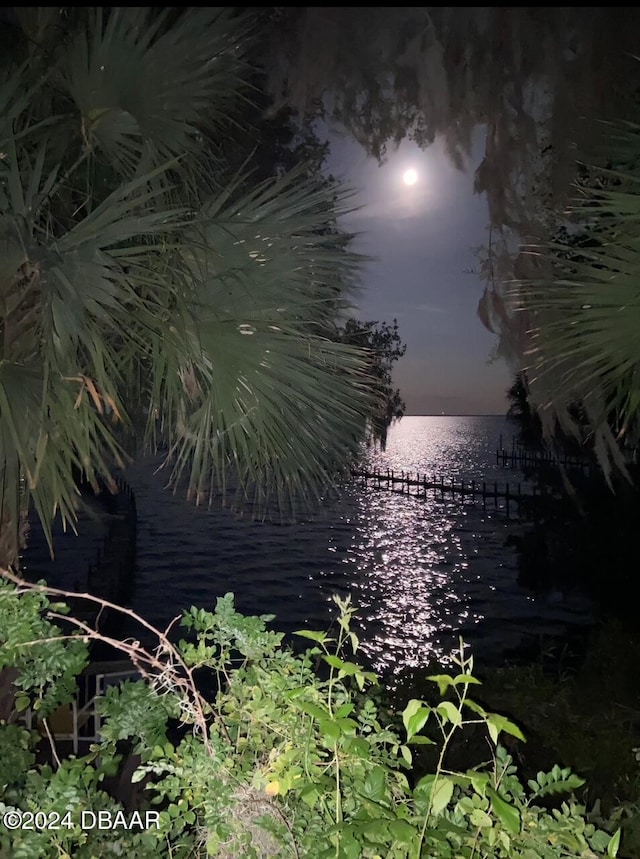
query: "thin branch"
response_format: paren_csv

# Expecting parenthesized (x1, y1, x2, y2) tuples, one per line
(3, 569, 184, 646)
(0, 568, 231, 748)
(41, 717, 62, 770)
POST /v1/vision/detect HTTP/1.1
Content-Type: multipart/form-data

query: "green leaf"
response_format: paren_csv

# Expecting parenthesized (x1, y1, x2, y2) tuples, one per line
(343, 736, 371, 757)
(359, 819, 390, 844)
(452, 673, 481, 686)
(362, 766, 386, 802)
(430, 776, 455, 816)
(318, 718, 342, 743)
(436, 701, 462, 727)
(294, 629, 330, 644)
(407, 735, 435, 745)
(388, 819, 416, 844)
(414, 774, 435, 797)
(323, 654, 346, 670)
(14, 695, 30, 712)
(337, 832, 362, 859)
(528, 768, 584, 798)
(467, 771, 489, 796)
(402, 699, 420, 727)
(462, 698, 487, 717)
(48, 602, 70, 615)
(607, 828, 621, 858)
(487, 788, 521, 835)
(470, 807, 493, 828)
(427, 674, 455, 696)
(335, 703, 355, 718)
(402, 699, 431, 742)
(295, 700, 330, 721)
(591, 830, 614, 852)
(486, 713, 526, 744)
(337, 660, 365, 677)
(299, 782, 321, 809)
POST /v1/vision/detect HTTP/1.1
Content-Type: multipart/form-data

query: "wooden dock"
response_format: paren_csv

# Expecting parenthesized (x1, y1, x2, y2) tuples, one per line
(350, 468, 545, 516)
(496, 433, 640, 473)
(495, 447, 593, 474)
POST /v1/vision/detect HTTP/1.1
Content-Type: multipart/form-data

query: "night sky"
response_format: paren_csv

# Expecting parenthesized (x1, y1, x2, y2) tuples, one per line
(324, 127, 512, 416)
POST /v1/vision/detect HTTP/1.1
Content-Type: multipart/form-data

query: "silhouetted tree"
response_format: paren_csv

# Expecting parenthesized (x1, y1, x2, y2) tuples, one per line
(506, 373, 543, 450)
(257, 7, 640, 451)
(340, 319, 407, 448)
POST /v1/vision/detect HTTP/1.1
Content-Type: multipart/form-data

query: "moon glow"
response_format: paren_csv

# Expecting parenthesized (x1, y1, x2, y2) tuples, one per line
(403, 168, 418, 186)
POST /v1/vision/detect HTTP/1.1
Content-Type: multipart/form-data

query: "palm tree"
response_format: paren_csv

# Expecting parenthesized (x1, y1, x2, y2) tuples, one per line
(517, 118, 640, 482)
(0, 7, 375, 569)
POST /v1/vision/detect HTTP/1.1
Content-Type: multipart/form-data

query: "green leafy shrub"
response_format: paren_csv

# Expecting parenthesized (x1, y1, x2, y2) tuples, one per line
(0, 580, 88, 718)
(0, 578, 626, 857)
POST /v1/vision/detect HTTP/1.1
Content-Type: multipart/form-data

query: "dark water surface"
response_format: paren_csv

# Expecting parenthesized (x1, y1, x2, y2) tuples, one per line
(22, 416, 596, 677)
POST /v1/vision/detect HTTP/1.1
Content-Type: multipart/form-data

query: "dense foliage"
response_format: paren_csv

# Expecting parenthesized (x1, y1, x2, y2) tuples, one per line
(0, 578, 626, 858)
(0, 6, 390, 568)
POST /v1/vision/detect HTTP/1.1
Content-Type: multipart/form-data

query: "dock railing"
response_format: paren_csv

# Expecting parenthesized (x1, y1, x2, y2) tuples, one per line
(23, 661, 141, 755)
(350, 467, 544, 516)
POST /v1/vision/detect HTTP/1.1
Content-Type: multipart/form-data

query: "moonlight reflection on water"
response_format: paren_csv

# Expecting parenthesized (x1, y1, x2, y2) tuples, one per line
(317, 416, 594, 677)
(338, 490, 478, 673)
(22, 417, 596, 675)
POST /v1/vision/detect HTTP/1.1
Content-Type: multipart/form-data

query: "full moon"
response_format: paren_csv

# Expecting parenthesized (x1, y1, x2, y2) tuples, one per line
(403, 168, 418, 186)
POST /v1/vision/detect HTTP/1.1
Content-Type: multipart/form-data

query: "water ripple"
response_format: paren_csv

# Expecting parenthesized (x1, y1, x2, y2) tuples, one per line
(21, 417, 596, 672)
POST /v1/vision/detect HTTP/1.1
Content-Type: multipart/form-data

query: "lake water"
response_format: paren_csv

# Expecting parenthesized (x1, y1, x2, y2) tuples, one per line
(21, 416, 596, 679)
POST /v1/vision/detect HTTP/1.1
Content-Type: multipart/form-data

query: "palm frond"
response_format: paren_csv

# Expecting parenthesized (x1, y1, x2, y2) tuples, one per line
(517, 123, 640, 479)
(0, 8, 377, 562)
(138, 168, 374, 514)
(64, 7, 251, 178)
(0, 144, 185, 554)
